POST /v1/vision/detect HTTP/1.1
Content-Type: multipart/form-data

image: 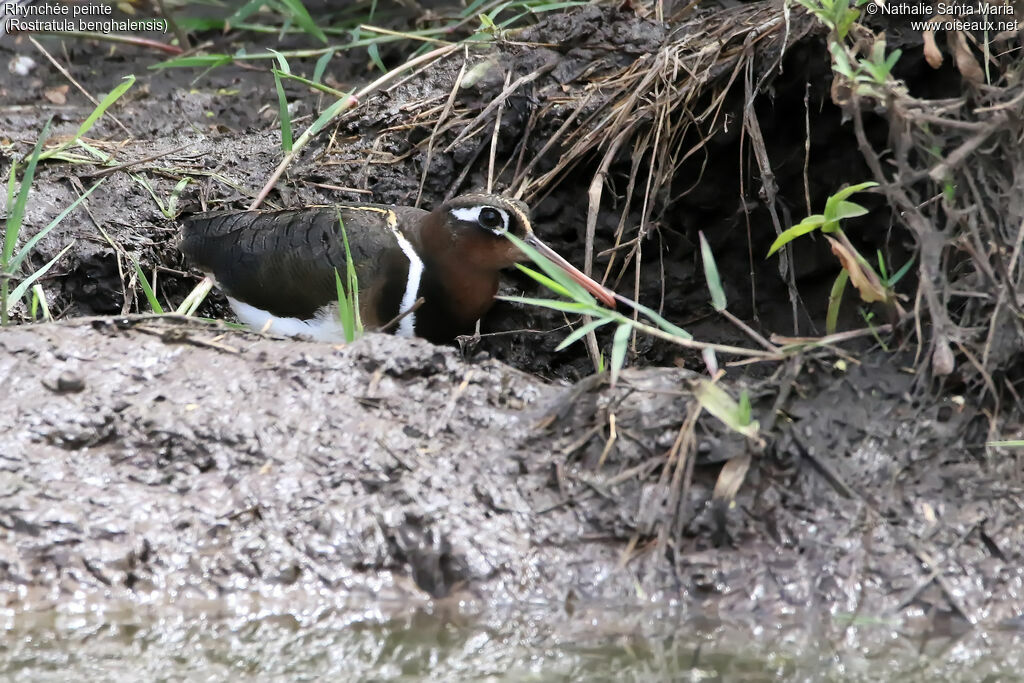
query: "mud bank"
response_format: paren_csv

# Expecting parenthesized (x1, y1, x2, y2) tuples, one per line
(2, 317, 1022, 637)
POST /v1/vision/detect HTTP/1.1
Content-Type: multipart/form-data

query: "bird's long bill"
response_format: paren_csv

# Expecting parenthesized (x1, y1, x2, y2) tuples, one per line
(525, 234, 617, 308)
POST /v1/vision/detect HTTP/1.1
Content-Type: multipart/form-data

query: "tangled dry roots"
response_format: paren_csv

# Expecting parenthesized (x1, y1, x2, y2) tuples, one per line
(339, 1, 1022, 404)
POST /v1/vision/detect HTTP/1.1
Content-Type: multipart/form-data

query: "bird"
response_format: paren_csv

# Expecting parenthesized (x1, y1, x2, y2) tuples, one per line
(179, 194, 616, 344)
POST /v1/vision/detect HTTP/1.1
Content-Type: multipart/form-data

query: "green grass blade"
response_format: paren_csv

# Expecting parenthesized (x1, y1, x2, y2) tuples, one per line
(313, 50, 334, 83)
(271, 52, 294, 152)
(74, 75, 135, 139)
(5, 242, 73, 309)
(699, 231, 727, 312)
(176, 277, 212, 315)
(10, 179, 104, 273)
(225, 0, 265, 27)
(39, 77, 134, 161)
(131, 256, 164, 314)
(555, 317, 612, 351)
(164, 178, 193, 219)
(610, 322, 631, 386)
(334, 210, 362, 341)
(335, 268, 354, 342)
(152, 55, 233, 69)
(513, 263, 572, 299)
(298, 91, 357, 146)
(498, 295, 594, 314)
(504, 232, 594, 304)
(826, 269, 849, 335)
(277, 0, 327, 43)
(888, 254, 915, 287)
(275, 69, 347, 97)
(342, 222, 362, 339)
(5, 118, 52, 268)
(618, 296, 691, 339)
(367, 42, 386, 72)
(31, 283, 52, 322)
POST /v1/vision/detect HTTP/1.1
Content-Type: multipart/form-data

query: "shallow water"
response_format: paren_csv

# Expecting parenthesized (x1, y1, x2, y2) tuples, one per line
(3, 602, 1023, 682)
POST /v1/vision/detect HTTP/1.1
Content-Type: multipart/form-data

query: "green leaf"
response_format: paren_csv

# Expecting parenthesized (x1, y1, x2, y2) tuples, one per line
(610, 322, 631, 387)
(5, 118, 51, 269)
(367, 43, 386, 73)
(277, 0, 327, 43)
(5, 242, 73, 309)
(699, 231, 727, 312)
(152, 55, 233, 69)
(335, 268, 353, 341)
(273, 69, 347, 98)
(461, 0, 491, 17)
(164, 177, 193, 219)
(271, 52, 294, 152)
(619, 296, 691, 339)
(504, 232, 594, 304)
(513, 263, 572, 299)
(10, 179, 104, 272)
(824, 199, 869, 225)
(313, 50, 334, 84)
(555, 317, 612, 351)
(299, 91, 357, 145)
(876, 249, 889, 281)
(738, 390, 752, 424)
(830, 44, 856, 79)
(885, 49, 903, 71)
(766, 215, 826, 257)
(497, 295, 595, 314)
(334, 210, 362, 342)
(887, 254, 915, 287)
(826, 269, 849, 335)
(132, 256, 164, 314)
(827, 181, 878, 205)
(225, 0, 265, 27)
(693, 379, 760, 439)
(39, 77, 135, 161)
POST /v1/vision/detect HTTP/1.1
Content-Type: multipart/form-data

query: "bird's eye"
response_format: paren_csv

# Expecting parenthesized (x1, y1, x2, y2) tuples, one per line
(478, 207, 505, 232)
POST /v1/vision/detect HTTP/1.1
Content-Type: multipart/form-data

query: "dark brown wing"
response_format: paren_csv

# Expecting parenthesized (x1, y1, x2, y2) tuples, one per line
(180, 205, 428, 320)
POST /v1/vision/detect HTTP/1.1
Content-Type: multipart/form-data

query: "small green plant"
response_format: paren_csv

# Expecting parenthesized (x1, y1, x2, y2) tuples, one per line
(793, 0, 903, 99)
(693, 380, 760, 440)
(134, 175, 193, 220)
(3, 119, 103, 325)
(767, 181, 877, 255)
(793, 0, 860, 41)
(333, 210, 363, 343)
(768, 182, 910, 333)
(830, 36, 903, 97)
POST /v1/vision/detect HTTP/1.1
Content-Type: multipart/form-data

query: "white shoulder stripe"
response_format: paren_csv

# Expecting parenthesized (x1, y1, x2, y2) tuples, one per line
(385, 211, 423, 338)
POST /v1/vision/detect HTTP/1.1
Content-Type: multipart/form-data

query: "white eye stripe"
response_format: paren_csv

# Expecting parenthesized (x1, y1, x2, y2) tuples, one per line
(450, 206, 509, 235)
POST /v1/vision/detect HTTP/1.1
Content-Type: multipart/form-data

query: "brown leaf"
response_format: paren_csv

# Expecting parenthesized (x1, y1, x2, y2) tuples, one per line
(932, 336, 955, 375)
(712, 454, 751, 504)
(826, 235, 888, 303)
(43, 85, 69, 105)
(952, 31, 985, 84)
(921, 15, 954, 68)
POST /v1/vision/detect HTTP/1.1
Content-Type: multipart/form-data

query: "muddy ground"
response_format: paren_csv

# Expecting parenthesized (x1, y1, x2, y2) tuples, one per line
(2, 1, 1024, 678)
